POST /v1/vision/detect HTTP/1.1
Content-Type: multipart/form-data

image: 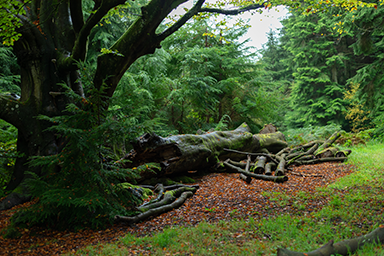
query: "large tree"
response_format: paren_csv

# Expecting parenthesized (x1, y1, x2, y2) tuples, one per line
(0, 0, 267, 195)
(0, 0, 379, 212)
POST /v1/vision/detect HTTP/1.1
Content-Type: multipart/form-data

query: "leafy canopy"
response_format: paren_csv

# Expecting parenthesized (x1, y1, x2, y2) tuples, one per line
(1, 0, 382, 46)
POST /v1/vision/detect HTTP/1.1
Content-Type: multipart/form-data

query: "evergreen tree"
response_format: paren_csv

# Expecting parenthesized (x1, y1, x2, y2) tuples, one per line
(281, 8, 353, 129)
(341, 4, 384, 134)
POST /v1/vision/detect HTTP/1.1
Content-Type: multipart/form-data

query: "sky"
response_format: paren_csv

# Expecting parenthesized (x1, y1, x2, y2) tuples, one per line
(235, 6, 290, 52)
(170, 3, 290, 54)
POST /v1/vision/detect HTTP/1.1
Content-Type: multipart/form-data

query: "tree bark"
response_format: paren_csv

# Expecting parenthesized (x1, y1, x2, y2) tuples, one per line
(254, 156, 267, 174)
(314, 131, 341, 156)
(224, 160, 288, 183)
(115, 190, 195, 224)
(123, 123, 288, 180)
(277, 225, 384, 256)
(265, 162, 276, 176)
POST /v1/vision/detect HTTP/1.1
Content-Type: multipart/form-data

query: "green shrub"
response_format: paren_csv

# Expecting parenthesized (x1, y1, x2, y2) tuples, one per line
(11, 83, 142, 230)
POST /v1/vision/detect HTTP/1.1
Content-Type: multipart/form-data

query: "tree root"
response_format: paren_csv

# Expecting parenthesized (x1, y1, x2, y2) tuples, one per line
(277, 225, 384, 256)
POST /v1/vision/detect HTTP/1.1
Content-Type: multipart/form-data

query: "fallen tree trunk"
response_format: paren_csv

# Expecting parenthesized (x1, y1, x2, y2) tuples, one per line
(123, 123, 288, 181)
(292, 157, 347, 166)
(276, 154, 287, 176)
(254, 156, 267, 174)
(277, 225, 384, 256)
(265, 162, 276, 176)
(314, 131, 341, 156)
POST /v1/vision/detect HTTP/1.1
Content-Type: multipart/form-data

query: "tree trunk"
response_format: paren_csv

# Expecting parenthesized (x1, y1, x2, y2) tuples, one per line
(223, 160, 288, 183)
(122, 123, 288, 180)
(277, 225, 384, 256)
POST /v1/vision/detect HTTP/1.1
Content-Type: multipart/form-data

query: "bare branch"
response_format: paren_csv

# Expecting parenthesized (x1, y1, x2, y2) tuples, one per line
(200, 3, 265, 15)
(158, 0, 205, 41)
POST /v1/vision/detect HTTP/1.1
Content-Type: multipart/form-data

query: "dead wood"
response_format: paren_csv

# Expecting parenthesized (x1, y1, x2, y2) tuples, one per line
(137, 186, 197, 212)
(293, 157, 347, 165)
(138, 183, 165, 210)
(276, 147, 291, 157)
(290, 140, 323, 153)
(287, 143, 319, 165)
(226, 159, 255, 169)
(277, 225, 384, 256)
(224, 160, 288, 183)
(245, 155, 251, 172)
(239, 173, 252, 183)
(259, 123, 278, 134)
(253, 156, 267, 174)
(123, 123, 287, 181)
(336, 149, 352, 158)
(315, 147, 339, 158)
(223, 148, 279, 165)
(275, 154, 287, 176)
(290, 172, 323, 178)
(314, 131, 341, 156)
(115, 191, 195, 225)
(265, 162, 276, 176)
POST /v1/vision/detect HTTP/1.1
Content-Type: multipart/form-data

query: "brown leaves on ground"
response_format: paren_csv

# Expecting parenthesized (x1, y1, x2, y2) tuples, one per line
(0, 162, 354, 255)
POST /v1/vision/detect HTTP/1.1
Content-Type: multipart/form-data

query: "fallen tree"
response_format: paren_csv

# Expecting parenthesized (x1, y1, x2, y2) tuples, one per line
(122, 123, 288, 181)
(277, 225, 384, 256)
(215, 131, 350, 184)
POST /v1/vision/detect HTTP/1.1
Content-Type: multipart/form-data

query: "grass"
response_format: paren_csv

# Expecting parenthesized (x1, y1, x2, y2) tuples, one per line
(72, 141, 384, 255)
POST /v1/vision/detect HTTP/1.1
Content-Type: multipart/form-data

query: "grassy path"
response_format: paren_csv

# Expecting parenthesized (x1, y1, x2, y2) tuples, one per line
(72, 142, 384, 255)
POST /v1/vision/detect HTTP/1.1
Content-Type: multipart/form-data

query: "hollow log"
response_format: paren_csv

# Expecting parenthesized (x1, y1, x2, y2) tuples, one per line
(123, 123, 287, 180)
(277, 225, 384, 256)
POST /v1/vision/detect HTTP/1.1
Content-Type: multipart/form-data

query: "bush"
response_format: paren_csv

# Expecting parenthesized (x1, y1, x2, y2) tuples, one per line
(11, 83, 143, 230)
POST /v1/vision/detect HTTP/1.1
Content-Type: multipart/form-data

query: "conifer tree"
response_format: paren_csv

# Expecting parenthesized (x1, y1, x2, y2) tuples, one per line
(281, 8, 352, 128)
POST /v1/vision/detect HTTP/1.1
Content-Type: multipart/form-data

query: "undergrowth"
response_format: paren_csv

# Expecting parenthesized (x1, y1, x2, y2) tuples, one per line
(73, 141, 384, 255)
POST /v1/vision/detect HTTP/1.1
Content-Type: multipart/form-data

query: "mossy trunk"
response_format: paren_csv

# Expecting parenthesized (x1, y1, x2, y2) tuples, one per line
(123, 123, 288, 180)
(277, 225, 384, 256)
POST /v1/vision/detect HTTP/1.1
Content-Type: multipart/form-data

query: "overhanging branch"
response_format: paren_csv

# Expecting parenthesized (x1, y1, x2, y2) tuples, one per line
(61, 0, 126, 70)
(200, 3, 265, 15)
(158, 0, 205, 41)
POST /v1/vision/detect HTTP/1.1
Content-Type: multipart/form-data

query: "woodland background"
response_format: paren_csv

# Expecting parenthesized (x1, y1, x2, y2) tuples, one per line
(0, 1, 383, 253)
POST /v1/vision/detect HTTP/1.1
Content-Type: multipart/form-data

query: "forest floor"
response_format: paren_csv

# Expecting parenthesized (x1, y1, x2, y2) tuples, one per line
(0, 161, 362, 255)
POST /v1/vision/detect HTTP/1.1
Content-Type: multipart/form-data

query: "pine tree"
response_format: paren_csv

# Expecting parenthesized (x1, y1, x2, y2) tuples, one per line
(281, 8, 352, 129)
